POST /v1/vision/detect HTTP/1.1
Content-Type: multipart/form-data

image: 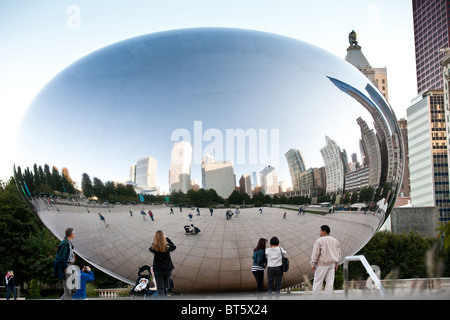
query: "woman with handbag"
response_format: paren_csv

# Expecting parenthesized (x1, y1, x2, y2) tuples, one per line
(251, 238, 267, 296)
(265, 236, 287, 299)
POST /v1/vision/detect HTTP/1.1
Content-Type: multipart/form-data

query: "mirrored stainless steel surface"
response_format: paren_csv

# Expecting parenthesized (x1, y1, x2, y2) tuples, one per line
(14, 28, 403, 293)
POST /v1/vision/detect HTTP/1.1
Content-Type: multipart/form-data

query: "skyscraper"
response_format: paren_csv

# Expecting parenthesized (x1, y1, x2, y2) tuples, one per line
(442, 49, 450, 172)
(169, 141, 192, 193)
(135, 156, 158, 194)
(251, 172, 259, 188)
(320, 136, 346, 195)
(239, 174, 253, 197)
(398, 118, 411, 198)
(202, 157, 235, 198)
(407, 90, 449, 222)
(285, 148, 306, 190)
(345, 30, 389, 100)
(357, 117, 382, 188)
(129, 165, 136, 184)
(412, 0, 450, 94)
(260, 165, 279, 196)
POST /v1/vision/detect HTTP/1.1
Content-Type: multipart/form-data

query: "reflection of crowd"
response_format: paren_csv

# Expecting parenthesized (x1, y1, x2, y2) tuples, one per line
(32, 195, 131, 210)
(38, 199, 386, 299)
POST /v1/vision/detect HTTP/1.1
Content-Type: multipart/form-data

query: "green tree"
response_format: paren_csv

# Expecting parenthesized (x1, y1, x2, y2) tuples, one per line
(92, 177, 105, 200)
(206, 189, 219, 205)
(359, 186, 374, 203)
(0, 178, 59, 287)
(43, 164, 52, 190)
(227, 190, 241, 205)
(81, 173, 93, 198)
(51, 166, 62, 191)
(61, 167, 76, 194)
(348, 231, 440, 280)
(437, 222, 450, 250)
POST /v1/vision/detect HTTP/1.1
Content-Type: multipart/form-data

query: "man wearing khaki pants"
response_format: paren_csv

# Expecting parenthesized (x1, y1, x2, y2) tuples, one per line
(310, 225, 341, 296)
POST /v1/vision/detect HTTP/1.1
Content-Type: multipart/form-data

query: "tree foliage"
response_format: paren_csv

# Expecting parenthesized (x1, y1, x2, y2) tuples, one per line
(0, 178, 59, 287)
(348, 230, 450, 281)
(15, 164, 77, 196)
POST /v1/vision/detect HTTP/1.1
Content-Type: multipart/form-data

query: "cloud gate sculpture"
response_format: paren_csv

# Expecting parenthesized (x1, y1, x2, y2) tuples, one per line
(14, 28, 403, 293)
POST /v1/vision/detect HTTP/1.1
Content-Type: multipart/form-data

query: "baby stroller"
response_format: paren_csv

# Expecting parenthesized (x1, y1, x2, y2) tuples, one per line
(184, 224, 200, 235)
(129, 265, 158, 299)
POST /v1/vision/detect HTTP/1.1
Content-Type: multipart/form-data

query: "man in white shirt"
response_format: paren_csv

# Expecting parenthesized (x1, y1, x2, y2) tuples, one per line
(310, 225, 341, 296)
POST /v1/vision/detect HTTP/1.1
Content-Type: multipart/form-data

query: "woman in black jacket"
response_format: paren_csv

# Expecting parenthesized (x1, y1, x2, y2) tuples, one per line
(149, 230, 176, 299)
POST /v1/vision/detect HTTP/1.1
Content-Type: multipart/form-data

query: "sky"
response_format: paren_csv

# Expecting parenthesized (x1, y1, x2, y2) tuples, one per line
(0, 1, 418, 191)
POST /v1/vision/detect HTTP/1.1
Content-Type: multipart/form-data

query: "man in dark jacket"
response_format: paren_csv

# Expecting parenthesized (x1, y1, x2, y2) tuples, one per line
(53, 228, 76, 300)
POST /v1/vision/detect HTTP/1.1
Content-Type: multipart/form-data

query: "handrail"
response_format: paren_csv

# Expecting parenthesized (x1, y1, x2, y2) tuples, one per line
(343, 255, 386, 297)
(94, 288, 128, 298)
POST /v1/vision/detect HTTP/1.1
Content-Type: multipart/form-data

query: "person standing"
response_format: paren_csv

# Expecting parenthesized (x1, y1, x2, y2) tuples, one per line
(251, 238, 267, 296)
(149, 230, 176, 299)
(310, 225, 341, 297)
(5, 271, 16, 300)
(140, 209, 147, 221)
(72, 262, 95, 300)
(148, 209, 154, 221)
(98, 213, 109, 227)
(265, 237, 287, 299)
(53, 228, 76, 300)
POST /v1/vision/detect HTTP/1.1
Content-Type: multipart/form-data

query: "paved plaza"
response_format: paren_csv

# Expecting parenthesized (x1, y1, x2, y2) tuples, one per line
(33, 199, 384, 293)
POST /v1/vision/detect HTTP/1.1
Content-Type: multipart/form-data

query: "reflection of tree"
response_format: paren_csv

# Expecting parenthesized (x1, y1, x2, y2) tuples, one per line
(82, 172, 137, 202)
(15, 164, 77, 196)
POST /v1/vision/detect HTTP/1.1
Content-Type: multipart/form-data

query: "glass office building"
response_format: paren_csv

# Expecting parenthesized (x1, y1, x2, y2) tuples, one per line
(407, 90, 450, 222)
(135, 156, 158, 194)
(169, 141, 192, 193)
(412, 0, 450, 94)
(285, 148, 306, 190)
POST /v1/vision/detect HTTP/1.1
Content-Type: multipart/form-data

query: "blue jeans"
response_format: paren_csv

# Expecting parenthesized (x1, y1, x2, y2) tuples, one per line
(6, 285, 16, 300)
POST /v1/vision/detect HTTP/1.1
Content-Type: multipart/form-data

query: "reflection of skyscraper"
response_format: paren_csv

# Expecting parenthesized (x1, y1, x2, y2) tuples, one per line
(398, 118, 411, 198)
(201, 154, 214, 189)
(129, 165, 136, 184)
(251, 172, 259, 188)
(169, 141, 192, 193)
(239, 174, 252, 197)
(285, 149, 306, 190)
(298, 168, 314, 189)
(202, 156, 235, 198)
(135, 156, 158, 194)
(327, 76, 402, 187)
(357, 117, 381, 188)
(320, 136, 346, 195)
(407, 90, 450, 222)
(260, 165, 279, 196)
